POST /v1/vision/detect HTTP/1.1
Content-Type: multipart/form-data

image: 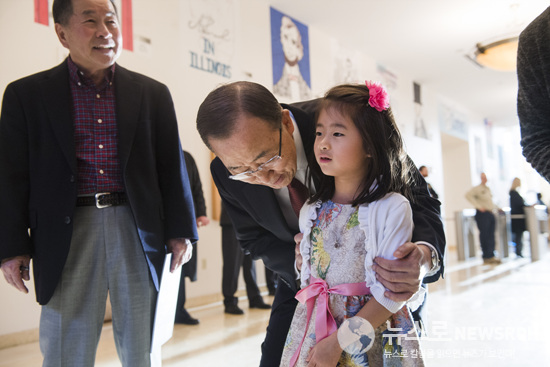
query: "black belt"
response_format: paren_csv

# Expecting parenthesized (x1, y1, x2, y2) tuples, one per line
(76, 192, 127, 208)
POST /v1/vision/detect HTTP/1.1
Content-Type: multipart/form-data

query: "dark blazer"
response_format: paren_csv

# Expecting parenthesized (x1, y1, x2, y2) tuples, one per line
(0, 60, 198, 305)
(210, 99, 446, 292)
(219, 201, 233, 227)
(183, 151, 207, 282)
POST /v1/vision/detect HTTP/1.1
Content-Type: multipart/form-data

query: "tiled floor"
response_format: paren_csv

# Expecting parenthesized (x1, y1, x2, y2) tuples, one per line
(1, 247, 549, 366)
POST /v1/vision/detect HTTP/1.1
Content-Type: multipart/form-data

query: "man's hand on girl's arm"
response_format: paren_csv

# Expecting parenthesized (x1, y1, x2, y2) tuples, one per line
(372, 241, 432, 302)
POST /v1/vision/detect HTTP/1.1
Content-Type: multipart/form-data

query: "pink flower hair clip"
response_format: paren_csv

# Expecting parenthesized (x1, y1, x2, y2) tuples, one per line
(365, 81, 390, 112)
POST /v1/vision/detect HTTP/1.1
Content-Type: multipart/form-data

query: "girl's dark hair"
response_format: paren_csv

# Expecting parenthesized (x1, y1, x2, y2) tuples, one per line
(306, 83, 414, 206)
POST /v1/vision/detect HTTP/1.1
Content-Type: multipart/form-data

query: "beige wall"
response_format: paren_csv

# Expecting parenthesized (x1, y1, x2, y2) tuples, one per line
(0, 0, 544, 340)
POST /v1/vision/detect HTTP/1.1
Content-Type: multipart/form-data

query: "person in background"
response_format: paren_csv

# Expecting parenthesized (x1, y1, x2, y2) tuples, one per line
(196, 81, 444, 366)
(509, 178, 527, 258)
(174, 151, 211, 325)
(465, 173, 501, 265)
(0, 0, 197, 366)
(220, 202, 271, 315)
(419, 165, 438, 199)
(517, 6, 550, 183)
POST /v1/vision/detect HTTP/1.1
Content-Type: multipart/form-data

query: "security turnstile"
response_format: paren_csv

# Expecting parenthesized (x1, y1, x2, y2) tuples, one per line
(524, 205, 548, 261)
(495, 207, 511, 259)
(455, 209, 478, 261)
(455, 208, 511, 261)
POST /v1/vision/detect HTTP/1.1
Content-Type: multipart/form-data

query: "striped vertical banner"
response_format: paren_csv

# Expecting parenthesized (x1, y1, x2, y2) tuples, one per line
(34, 0, 49, 26)
(121, 0, 133, 51)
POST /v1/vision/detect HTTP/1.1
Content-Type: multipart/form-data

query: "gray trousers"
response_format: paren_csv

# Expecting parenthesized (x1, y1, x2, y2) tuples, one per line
(39, 204, 156, 367)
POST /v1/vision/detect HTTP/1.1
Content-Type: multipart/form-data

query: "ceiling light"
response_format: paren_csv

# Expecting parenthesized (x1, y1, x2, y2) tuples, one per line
(474, 37, 519, 72)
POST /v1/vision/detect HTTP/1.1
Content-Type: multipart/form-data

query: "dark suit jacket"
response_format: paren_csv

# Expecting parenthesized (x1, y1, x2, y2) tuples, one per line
(183, 150, 206, 281)
(219, 202, 233, 227)
(210, 99, 446, 292)
(0, 60, 198, 305)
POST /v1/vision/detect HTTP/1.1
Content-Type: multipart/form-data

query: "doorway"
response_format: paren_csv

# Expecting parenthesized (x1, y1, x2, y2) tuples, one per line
(441, 133, 472, 249)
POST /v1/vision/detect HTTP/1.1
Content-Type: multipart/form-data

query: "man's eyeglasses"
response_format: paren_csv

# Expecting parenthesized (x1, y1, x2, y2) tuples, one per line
(228, 126, 282, 181)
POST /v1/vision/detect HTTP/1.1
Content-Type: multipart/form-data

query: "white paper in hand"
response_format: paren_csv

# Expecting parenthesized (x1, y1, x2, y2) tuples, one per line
(150, 253, 182, 354)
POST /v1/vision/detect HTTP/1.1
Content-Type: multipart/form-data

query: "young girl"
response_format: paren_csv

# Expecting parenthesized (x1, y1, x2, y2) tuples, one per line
(280, 82, 425, 366)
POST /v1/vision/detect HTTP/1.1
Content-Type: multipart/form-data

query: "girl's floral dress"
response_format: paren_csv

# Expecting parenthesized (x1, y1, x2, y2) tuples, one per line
(280, 200, 425, 367)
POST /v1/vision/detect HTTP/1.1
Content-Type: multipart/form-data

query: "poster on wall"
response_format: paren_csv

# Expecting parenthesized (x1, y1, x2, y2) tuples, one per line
(34, 0, 49, 26)
(438, 103, 468, 141)
(120, 0, 133, 51)
(333, 45, 360, 85)
(186, 0, 235, 79)
(270, 7, 311, 102)
(375, 64, 401, 130)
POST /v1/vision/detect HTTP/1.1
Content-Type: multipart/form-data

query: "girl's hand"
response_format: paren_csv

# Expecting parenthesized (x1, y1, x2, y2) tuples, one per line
(306, 332, 342, 367)
(294, 233, 304, 270)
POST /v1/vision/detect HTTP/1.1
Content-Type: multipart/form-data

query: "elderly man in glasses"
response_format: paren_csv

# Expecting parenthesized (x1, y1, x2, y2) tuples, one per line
(196, 81, 445, 367)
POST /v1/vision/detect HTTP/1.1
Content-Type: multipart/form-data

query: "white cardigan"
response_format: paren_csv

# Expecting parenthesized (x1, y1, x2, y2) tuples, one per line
(298, 193, 425, 313)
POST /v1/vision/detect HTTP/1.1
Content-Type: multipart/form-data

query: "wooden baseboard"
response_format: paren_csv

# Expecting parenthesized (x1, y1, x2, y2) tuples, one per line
(0, 287, 270, 350)
(186, 287, 271, 309)
(0, 328, 39, 350)
(185, 293, 224, 309)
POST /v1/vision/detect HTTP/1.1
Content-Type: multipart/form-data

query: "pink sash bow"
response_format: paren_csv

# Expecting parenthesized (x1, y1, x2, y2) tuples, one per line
(289, 277, 370, 366)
